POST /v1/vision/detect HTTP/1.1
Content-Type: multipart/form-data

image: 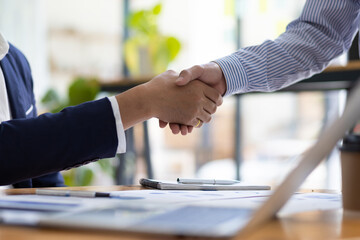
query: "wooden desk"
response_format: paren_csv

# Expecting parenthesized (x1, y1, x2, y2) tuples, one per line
(1, 186, 360, 240)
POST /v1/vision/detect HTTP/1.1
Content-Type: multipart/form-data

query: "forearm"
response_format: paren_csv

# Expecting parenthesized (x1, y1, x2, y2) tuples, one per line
(215, 0, 360, 95)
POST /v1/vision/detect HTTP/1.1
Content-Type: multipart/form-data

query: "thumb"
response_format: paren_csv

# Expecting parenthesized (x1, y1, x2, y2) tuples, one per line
(175, 65, 204, 86)
(175, 76, 188, 86)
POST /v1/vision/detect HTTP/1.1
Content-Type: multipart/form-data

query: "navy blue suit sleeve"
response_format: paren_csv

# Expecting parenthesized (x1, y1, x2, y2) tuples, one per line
(0, 98, 118, 186)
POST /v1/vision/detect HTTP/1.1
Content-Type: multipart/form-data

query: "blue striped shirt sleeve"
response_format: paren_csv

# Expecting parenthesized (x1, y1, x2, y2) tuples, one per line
(214, 0, 360, 96)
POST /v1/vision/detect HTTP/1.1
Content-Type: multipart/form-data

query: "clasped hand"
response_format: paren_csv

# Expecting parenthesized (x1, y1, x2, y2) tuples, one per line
(157, 63, 226, 135)
(115, 65, 224, 134)
(147, 70, 222, 135)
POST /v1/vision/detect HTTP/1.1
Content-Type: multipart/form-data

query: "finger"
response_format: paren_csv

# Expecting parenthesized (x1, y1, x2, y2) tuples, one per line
(159, 120, 168, 128)
(198, 109, 212, 124)
(196, 119, 203, 128)
(176, 65, 204, 86)
(203, 86, 223, 106)
(187, 126, 194, 133)
(189, 117, 205, 128)
(203, 99, 217, 115)
(169, 123, 181, 134)
(189, 118, 200, 127)
(180, 125, 188, 135)
(193, 119, 204, 128)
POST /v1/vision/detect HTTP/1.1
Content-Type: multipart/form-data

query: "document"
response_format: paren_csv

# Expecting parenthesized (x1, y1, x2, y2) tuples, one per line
(110, 189, 341, 215)
(110, 189, 273, 204)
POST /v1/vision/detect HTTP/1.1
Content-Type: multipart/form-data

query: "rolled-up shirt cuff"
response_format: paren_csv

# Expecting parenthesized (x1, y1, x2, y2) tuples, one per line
(213, 54, 248, 96)
(108, 96, 126, 153)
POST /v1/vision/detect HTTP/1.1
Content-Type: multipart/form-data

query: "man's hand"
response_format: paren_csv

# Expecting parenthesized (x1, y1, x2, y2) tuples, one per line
(146, 70, 222, 127)
(176, 62, 227, 95)
(159, 62, 226, 135)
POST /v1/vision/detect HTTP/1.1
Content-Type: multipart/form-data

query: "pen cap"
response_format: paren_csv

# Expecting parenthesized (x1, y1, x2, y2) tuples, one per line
(339, 134, 360, 212)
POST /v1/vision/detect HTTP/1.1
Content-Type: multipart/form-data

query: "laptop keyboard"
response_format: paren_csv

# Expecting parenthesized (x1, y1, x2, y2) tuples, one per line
(138, 206, 253, 231)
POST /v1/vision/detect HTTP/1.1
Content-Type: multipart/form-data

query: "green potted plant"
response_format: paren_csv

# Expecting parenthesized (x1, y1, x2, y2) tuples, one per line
(124, 3, 181, 76)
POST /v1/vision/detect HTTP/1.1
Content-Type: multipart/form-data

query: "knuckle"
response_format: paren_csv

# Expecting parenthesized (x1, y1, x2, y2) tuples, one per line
(180, 69, 190, 77)
(193, 65, 203, 72)
(166, 69, 177, 75)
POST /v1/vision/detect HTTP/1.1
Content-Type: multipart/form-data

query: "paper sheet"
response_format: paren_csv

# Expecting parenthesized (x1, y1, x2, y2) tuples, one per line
(110, 190, 272, 204)
(110, 190, 341, 215)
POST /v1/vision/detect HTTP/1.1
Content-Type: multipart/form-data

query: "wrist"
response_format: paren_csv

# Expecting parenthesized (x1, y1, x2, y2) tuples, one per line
(115, 84, 152, 130)
(210, 61, 227, 96)
(136, 83, 154, 119)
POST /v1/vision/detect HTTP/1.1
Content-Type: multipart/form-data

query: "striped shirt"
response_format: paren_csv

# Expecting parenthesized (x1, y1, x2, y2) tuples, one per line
(214, 0, 360, 96)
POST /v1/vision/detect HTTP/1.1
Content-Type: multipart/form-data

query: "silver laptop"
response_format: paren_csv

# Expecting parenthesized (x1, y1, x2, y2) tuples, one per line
(7, 82, 360, 238)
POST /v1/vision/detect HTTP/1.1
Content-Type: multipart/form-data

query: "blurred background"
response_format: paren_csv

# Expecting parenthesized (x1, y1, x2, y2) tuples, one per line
(0, 0, 348, 190)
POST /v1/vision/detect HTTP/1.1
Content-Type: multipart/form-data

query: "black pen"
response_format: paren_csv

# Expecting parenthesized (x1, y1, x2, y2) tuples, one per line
(35, 189, 110, 198)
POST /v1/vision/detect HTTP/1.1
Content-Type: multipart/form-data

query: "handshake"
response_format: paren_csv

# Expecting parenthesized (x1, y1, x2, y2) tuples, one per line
(115, 62, 227, 135)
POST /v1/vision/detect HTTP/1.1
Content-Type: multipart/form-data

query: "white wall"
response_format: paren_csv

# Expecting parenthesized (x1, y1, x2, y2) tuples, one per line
(0, 0, 49, 101)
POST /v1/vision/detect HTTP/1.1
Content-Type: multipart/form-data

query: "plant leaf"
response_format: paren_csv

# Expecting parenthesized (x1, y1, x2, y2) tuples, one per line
(152, 4, 162, 15)
(166, 36, 181, 61)
(68, 77, 99, 106)
(77, 167, 94, 186)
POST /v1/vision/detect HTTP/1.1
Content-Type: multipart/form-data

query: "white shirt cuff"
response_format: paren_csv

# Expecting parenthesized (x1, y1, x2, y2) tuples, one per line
(108, 96, 126, 153)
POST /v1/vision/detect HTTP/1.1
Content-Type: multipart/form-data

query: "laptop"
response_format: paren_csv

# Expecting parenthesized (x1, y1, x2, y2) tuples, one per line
(7, 82, 360, 238)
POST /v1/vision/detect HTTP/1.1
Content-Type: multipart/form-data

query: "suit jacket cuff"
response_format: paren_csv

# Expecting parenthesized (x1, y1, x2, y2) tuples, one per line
(108, 96, 126, 153)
